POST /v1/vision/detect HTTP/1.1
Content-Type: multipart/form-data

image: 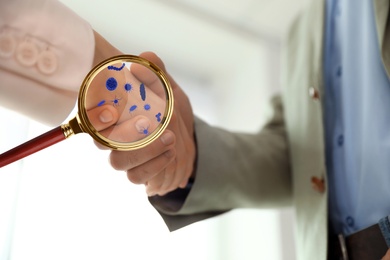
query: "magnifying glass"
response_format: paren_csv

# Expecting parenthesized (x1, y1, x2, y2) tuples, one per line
(0, 55, 174, 168)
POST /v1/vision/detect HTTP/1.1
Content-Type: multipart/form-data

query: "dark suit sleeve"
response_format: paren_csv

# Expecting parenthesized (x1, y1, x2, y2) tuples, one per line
(148, 184, 227, 231)
(149, 95, 291, 231)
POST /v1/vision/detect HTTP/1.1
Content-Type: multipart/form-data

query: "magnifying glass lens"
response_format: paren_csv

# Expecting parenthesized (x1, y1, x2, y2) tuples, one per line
(80, 56, 173, 150)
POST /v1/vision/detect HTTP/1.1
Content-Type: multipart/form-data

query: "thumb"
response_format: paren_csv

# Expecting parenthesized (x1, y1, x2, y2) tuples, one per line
(99, 115, 153, 143)
(86, 104, 119, 131)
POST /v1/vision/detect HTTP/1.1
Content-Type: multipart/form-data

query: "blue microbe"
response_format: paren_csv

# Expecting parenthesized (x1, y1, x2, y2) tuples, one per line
(106, 77, 118, 91)
(108, 63, 125, 71)
(97, 100, 106, 107)
(111, 96, 121, 106)
(142, 128, 149, 135)
(137, 126, 149, 135)
(155, 112, 162, 122)
(140, 83, 146, 101)
(144, 104, 151, 111)
(129, 105, 137, 112)
(124, 83, 132, 92)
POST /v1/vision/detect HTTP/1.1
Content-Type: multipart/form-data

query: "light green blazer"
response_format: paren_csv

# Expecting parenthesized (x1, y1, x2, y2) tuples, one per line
(150, 0, 390, 259)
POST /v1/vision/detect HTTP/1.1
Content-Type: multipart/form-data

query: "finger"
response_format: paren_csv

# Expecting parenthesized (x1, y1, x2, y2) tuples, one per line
(137, 52, 167, 89)
(147, 160, 177, 196)
(159, 160, 187, 194)
(99, 115, 152, 143)
(93, 140, 110, 150)
(109, 130, 175, 170)
(86, 104, 119, 131)
(137, 52, 194, 131)
(131, 52, 167, 99)
(127, 148, 175, 186)
(146, 128, 194, 196)
(179, 175, 190, 188)
(137, 52, 180, 94)
(144, 114, 194, 195)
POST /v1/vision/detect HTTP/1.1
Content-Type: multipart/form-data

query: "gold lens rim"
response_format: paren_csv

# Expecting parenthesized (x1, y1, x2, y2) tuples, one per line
(77, 55, 174, 151)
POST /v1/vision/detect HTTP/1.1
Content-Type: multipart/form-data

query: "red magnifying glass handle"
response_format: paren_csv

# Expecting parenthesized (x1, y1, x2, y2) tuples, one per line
(0, 126, 66, 168)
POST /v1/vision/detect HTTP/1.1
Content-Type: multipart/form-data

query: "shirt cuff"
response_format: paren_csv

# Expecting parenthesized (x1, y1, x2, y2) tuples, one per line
(149, 178, 194, 214)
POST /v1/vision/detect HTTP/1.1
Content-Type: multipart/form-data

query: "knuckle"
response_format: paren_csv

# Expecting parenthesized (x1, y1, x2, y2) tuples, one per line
(124, 152, 141, 166)
(163, 148, 176, 161)
(109, 151, 140, 170)
(126, 171, 144, 184)
(127, 166, 156, 185)
(109, 155, 124, 171)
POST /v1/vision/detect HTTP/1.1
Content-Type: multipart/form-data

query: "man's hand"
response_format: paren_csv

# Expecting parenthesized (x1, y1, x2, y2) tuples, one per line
(106, 52, 196, 196)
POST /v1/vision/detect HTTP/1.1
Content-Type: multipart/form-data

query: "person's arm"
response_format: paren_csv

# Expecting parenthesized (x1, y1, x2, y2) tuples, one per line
(149, 96, 292, 230)
(0, 0, 121, 126)
(92, 31, 121, 67)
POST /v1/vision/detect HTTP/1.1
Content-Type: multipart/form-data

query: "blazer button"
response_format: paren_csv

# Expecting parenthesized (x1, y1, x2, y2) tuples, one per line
(37, 49, 58, 75)
(311, 176, 325, 193)
(309, 87, 320, 101)
(0, 34, 16, 58)
(16, 41, 39, 67)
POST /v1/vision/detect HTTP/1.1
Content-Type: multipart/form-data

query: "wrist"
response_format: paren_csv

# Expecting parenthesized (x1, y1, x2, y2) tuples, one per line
(92, 31, 122, 66)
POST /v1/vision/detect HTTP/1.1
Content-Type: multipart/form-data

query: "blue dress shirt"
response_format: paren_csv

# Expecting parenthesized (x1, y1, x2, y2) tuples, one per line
(324, 0, 390, 235)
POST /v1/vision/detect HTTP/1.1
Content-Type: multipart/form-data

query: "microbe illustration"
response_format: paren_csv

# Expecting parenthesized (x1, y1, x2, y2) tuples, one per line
(139, 127, 149, 135)
(111, 96, 121, 106)
(106, 77, 118, 91)
(140, 83, 146, 101)
(108, 63, 125, 71)
(97, 100, 106, 107)
(124, 83, 132, 92)
(129, 105, 137, 112)
(144, 104, 151, 111)
(155, 112, 162, 122)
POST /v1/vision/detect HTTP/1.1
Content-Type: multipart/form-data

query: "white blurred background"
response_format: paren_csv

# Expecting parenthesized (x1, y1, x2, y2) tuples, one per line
(0, 0, 310, 259)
